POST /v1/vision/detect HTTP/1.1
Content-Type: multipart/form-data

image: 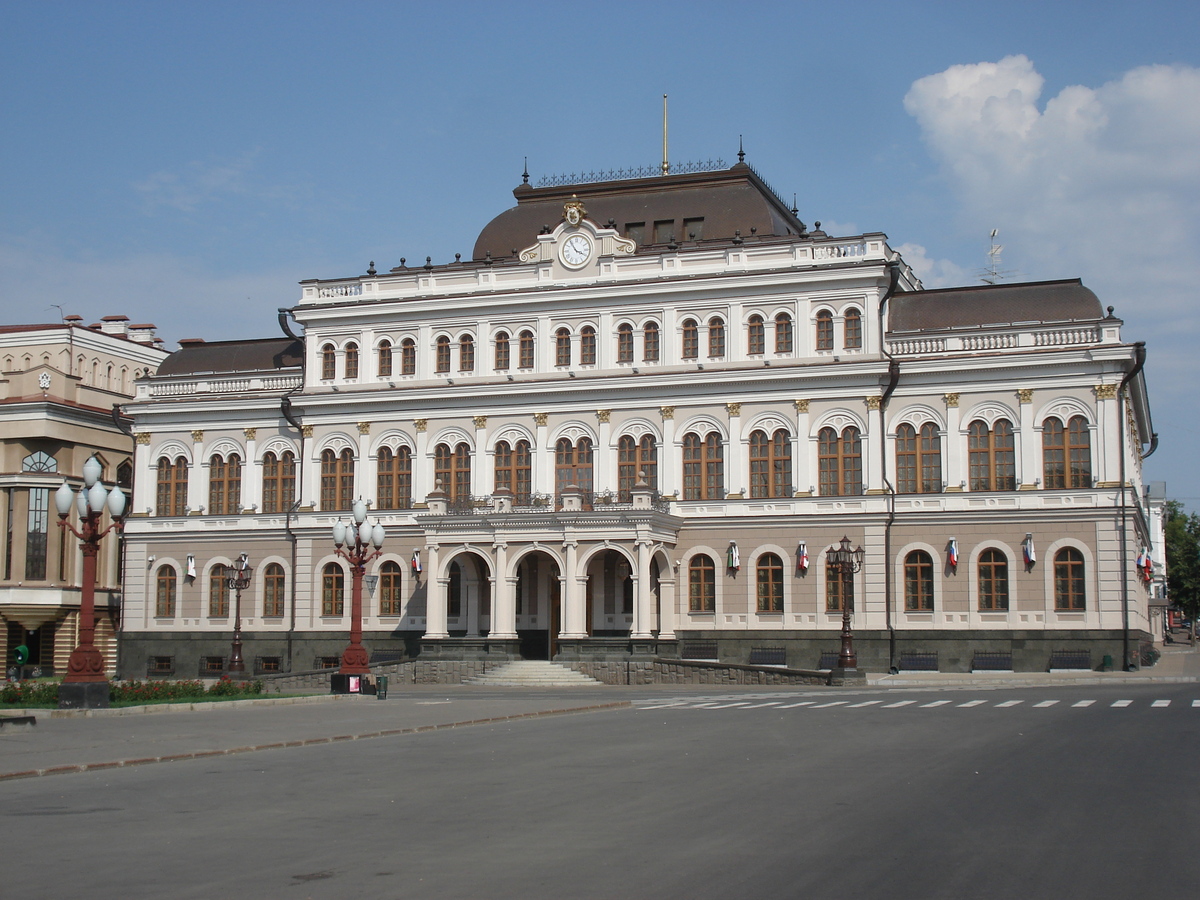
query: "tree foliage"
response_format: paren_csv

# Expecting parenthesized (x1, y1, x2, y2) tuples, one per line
(1164, 500, 1200, 618)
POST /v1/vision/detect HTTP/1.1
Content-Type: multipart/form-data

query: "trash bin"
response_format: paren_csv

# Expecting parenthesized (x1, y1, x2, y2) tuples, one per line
(1100, 654, 1114, 672)
(376, 675, 389, 700)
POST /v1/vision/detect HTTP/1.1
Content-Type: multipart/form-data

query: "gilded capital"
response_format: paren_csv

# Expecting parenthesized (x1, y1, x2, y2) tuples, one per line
(301, 424, 314, 438)
(243, 427, 258, 441)
(357, 422, 371, 435)
(190, 430, 204, 443)
(134, 432, 151, 445)
(473, 415, 487, 429)
(943, 393, 960, 408)
(596, 409, 611, 424)
(793, 399, 810, 414)
(1017, 389, 1034, 405)
(726, 402, 741, 417)
(660, 406, 675, 421)
(534, 412, 549, 427)
(865, 395, 882, 411)
(1094, 384, 1118, 400)
(414, 418, 428, 433)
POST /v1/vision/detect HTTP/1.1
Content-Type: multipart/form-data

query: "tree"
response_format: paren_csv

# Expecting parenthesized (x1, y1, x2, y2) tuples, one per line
(1164, 500, 1200, 626)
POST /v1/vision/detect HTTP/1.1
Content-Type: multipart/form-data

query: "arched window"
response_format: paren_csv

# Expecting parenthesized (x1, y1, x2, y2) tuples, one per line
(494, 440, 532, 503)
(708, 317, 725, 358)
(756, 552, 784, 612)
(458, 334, 475, 373)
(617, 323, 634, 363)
(518, 330, 535, 369)
(969, 419, 1016, 491)
(688, 555, 716, 612)
(747, 315, 765, 355)
(844, 308, 862, 349)
(555, 328, 572, 367)
(322, 562, 344, 616)
(401, 338, 416, 375)
(818, 426, 862, 496)
(1043, 416, 1091, 489)
(643, 322, 660, 361)
(904, 550, 935, 611)
(826, 559, 852, 612)
(681, 319, 699, 359)
(379, 560, 403, 616)
(156, 456, 188, 516)
(263, 563, 286, 617)
(749, 429, 792, 499)
(978, 549, 1009, 610)
(208, 453, 242, 515)
(580, 326, 596, 365)
(555, 437, 594, 501)
(262, 450, 296, 514)
(494, 332, 510, 371)
(116, 460, 133, 489)
(775, 313, 793, 354)
(378, 340, 392, 377)
(435, 442, 472, 502)
(896, 423, 942, 493)
(320, 448, 354, 511)
(22, 451, 56, 472)
(344, 342, 359, 379)
(435, 336, 451, 373)
(321, 344, 335, 380)
(1054, 547, 1086, 611)
(815, 310, 834, 351)
(377, 446, 412, 509)
(682, 432, 724, 500)
(155, 565, 177, 617)
(618, 434, 658, 501)
(209, 566, 229, 617)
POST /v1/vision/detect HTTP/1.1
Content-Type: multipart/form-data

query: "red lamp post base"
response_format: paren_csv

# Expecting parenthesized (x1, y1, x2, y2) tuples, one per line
(339, 644, 370, 675)
(62, 645, 108, 683)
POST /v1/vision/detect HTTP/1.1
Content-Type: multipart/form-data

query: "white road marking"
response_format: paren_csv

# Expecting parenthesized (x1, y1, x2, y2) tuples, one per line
(1111, 700, 1133, 707)
(1193, 700, 1200, 708)
(883, 700, 917, 708)
(921, 700, 952, 708)
(957, 700, 986, 707)
(706, 702, 752, 709)
(848, 700, 883, 708)
(996, 700, 1023, 707)
(811, 701, 848, 708)
(1152, 700, 1171, 708)
(777, 701, 815, 708)
(1034, 701, 1059, 708)
(1072, 700, 1095, 707)
(739, 702, 784, 709)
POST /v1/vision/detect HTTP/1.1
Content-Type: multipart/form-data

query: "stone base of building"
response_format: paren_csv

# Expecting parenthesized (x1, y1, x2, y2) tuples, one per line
(57, 681, 110, 709)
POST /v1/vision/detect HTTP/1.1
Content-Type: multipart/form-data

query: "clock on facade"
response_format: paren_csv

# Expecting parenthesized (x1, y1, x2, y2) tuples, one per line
(560, 233, 592, 268)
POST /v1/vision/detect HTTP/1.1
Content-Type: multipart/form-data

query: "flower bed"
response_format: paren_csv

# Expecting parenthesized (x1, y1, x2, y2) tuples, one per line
(2, 676, 265, 708)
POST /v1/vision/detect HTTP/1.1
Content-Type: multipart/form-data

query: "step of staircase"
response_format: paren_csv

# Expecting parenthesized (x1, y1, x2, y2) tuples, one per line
(465, 660, 604, 687)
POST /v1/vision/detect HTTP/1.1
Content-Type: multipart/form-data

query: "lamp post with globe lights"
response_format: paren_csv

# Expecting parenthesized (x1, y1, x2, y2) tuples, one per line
(826, 535, 865, 670)
(333, 499, 385, 676)
(225, 554, 252, 673)
(54, 456, 126, 709)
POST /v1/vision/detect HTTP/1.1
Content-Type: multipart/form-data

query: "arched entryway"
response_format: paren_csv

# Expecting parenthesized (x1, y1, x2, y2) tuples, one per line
(514, 550, 561, 659)
(444, 551, 491, 637)
(584, 548, 635, 636)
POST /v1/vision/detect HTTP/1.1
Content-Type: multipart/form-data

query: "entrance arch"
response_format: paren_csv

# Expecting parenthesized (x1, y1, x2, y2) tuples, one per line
(582, 548, 635, 636)
(513, 549, 562, 659)
(443, 550, 491, 637)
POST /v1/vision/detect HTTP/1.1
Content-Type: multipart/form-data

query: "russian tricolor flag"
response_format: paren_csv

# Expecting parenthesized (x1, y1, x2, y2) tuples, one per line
(948, 539, 959, 569)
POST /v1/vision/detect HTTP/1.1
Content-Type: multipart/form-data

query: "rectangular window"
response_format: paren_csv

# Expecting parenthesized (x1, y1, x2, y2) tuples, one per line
(653, 219, 675, 243)
(682, 217, 704, 240)
(625, 222, 645, 244)
(25, 488, 48, 581)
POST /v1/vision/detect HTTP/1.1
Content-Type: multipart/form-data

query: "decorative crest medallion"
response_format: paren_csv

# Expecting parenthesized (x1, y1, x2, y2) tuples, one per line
(563, 196, 586, 227)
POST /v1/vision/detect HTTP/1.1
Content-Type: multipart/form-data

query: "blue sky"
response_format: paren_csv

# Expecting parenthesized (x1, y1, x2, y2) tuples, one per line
(3, 1, 1198, 504)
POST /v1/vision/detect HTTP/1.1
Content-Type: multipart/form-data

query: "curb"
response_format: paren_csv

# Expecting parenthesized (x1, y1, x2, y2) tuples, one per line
(0, 700, 630, 782)
(1, 692, 345, 719)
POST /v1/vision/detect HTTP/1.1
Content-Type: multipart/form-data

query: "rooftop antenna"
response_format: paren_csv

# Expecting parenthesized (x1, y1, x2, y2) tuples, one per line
(980, 229, 1015, 284)
(662, 94, 669, 175)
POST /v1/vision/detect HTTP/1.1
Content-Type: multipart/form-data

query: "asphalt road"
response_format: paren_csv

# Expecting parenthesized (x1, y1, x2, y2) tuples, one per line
(4, 683, 1200, 899)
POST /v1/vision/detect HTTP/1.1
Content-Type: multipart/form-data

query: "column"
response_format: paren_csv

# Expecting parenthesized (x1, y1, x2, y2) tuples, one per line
(794, 400, 814, 495)
(356, 422, 373, 503)
(490, 541, 517, 639)
(865, 396, 884, 494)
(242, 428, 260, 512)
(133, 433, 152, 514)
(534, 413, 551, 496)
(726, 403, 744, 497)
(560, 539, 586, 638)
(472, 416, 488, 497)
(188, 430, 205, 513)
(1018, 389, 1037, 489)
(424, 543, 447, 639)
(412, 419, 430, 500)
(301, 426, 318, 508)
(943, 394, 962, 491)
(596, 410, 613, 493)
(659, 407, 676, 496)
(657, 570, 677, 640)
(633, 539, 653, 639)
(1095, 384, 1120, 487)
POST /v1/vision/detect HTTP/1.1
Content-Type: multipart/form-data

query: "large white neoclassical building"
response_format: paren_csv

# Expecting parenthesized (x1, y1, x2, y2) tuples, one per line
(116, 157, 1158, 680)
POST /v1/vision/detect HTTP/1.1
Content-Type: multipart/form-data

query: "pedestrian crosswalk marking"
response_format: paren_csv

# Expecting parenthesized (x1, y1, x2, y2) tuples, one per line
(1111, 700, 1133, 707)
(739, 702, 783, 709)
(777, 701, 815, 708)
(706, 702, 752, 709)
(921, 700, 952, 708)
(1193, 700, 1200, 708)
(1072, 700, 1095, 707)
(1034, 700, 1059, 708)
(848, 700, 883, 708)
(1152, 700, 1171, 708)
(997, 700, 1023, 707)
(634, 696, 1197, 711)
(958, 700, 986, 707)
(883, 700, 917, 708)
(811, 701, 847, 708)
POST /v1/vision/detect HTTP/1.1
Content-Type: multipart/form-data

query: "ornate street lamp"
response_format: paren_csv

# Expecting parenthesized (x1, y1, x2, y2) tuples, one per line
(826, 535, 865, 669)
(332, 499, 385, 675)
(54, 456, 126, 709)
(225, 554, 252, 673)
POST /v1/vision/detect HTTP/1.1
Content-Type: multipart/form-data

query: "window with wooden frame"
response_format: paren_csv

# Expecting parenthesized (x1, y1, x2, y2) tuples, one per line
(904, 550, 935, 611)
(896, 423, 942, 493)
(815, 310, 834, 351)
(756, 552, 784, 612)
(681, 319, 699, 359)
(708, 317, 725, 358)
(155, 565, 177, 617)
(616, 323, 634, 363)
(682, 432, 724, 500)
(435, 442, 472, 502)
(494, 332, 510, 371)
(1042, 415, 1091, 489)
(320, 448, 354, 511)
(209, 567, 230, 617)
(459, 334, 474, 372)
(978, 548, 1009, 610)
(262, 450, 296, 514)
(435, 336, 451, 373)
(747, 315, 765, 355)
(376, 446, 412, 509)
(969, 419, 1016, 491)
(263, 563, 286, 617)
(518, 330, 535, 369)
(401, 338, 416, 375)
(749, 429, 792, 499)
(555, 437, 594, 501)
(843, 308, 862, 349)
(208, 453, 242, 515)
(378, 340, 392, 377)
(555, 328, 572, 367)
(322, 562, 344, 616)
(826, 560, 852, 612)
(688, 554, 716, 612)
(643, 321, 660, 362)
(344, 342, 359, 379)
(494, 440, 532, 503)
(379, 560, 403, 616)
(580, 326, 596, 365)
(618, 434, 658, 501)
(775, 313, 793, 353)
(156, 455, 188, 516)
(321, 344, 335, 379)
(818, 426, 862, 496)
(1054, 547, 1086, 611)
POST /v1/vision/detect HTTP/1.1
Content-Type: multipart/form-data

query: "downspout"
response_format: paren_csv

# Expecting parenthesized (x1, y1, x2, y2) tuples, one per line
(279, 308, 305, 673)
(1118, 342, 1146, 670)
(878, 262, 901, 671)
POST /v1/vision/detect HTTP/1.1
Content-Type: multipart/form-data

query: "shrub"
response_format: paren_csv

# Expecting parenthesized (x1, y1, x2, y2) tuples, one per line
(110, 679, 206, 702)
(206, 675, 264, 697)
(1, 679, 61, 706)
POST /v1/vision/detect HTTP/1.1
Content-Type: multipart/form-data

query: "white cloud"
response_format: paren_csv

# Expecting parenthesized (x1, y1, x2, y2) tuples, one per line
(893, 242, 969, 289)
(134, 151, 262, 213)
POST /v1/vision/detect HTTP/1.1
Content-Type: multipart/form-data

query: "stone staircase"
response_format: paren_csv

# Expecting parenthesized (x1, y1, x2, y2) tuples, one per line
(465, 660, 604, 687)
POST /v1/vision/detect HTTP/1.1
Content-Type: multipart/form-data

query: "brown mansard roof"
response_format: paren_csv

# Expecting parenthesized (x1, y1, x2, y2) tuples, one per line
(155, 337, 302, 377)
(888, 279, 1106, 333)
(472, 163, 807, 261)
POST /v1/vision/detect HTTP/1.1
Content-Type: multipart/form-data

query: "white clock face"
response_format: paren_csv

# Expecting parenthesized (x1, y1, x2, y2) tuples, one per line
(561, 234, 592, 267)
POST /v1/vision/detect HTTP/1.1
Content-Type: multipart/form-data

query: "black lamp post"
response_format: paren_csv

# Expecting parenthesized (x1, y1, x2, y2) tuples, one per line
(225, 554, 251, 673)
(333, 499, 385, 675)
(826, 535, 865, 669)
(54, 456, 126, 709)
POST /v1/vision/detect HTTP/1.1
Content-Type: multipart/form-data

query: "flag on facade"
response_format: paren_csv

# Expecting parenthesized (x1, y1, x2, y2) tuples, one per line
(411, 550, 422, 575)
(1023, 535, 1036, 567)
(727, 542, 740, 571)
(797, 541, 809, 574)
(1136, 548, 1147, 574)
(186, 555, 197, 579)
(948, 539, 959, 569)
(1141, 549, 1153, 582)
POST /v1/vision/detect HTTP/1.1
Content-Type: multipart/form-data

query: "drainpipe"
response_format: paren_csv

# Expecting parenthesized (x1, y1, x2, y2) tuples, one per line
(878, 262, 901, 670)
(279, 308, 305, 673)
(1118, 342, 1146, 671)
